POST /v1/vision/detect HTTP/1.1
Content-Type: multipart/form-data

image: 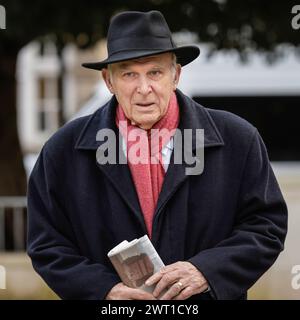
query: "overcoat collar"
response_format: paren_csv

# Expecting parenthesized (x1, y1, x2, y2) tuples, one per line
(74, 89, 225, 240)
(75, 89, 224, 151)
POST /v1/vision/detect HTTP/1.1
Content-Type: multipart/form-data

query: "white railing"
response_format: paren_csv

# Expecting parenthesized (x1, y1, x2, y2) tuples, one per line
(0, 197, 27, 251)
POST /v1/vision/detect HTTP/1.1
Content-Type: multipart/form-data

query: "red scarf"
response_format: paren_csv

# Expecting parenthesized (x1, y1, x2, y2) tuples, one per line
(116, 93, 179, 238)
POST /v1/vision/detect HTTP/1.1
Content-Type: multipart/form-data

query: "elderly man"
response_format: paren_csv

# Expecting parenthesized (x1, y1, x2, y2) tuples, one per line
(27, 11, 287, 300)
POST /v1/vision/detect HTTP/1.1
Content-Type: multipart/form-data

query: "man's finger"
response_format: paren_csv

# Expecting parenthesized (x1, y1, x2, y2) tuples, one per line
(146, 263, 180, 286)
(172, 283, 208, 300)
(131, 288, 157, 300)
(145, 271, 163, 286)
(152, 271, 180, 298)
(159, 281, 184, 300)
(159, 263, 179, 273)
(173, 286, 192, 300)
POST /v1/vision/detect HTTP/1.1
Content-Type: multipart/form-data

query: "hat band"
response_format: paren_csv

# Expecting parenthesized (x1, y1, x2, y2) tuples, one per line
(108, 36, 175, 56)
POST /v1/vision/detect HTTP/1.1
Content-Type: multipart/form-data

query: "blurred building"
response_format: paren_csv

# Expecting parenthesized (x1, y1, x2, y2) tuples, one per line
(16, 40, 109, 176)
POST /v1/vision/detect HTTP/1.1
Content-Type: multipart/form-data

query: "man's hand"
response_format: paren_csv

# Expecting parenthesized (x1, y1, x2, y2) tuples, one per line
(105, 282, 156, 300)
(145, 261, 208, 300)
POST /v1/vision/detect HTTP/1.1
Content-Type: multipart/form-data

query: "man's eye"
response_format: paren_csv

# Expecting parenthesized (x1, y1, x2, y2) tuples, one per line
(149, 70, 162, 77)
(123, 72, 135, 78)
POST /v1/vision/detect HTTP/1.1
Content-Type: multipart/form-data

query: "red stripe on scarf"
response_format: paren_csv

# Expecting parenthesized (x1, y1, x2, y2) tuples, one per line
(116, 92, 179, 238)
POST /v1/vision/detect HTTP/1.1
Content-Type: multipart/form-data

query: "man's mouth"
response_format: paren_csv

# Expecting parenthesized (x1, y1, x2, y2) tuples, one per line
(135, 102, 155, 107)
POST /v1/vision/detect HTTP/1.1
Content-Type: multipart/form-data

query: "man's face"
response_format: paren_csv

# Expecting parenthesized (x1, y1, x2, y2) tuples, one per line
(102, 53, 181, 129)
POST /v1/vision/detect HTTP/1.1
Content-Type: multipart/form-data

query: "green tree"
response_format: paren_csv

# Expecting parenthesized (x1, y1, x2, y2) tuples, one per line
(0, 0, 299, 195)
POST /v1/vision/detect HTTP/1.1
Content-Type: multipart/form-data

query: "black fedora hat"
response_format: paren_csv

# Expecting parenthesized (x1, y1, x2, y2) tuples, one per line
(82, 10, 200, 71)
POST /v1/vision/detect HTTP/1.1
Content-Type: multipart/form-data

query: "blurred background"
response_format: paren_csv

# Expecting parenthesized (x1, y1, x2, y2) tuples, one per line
(0, 0, 299, 299)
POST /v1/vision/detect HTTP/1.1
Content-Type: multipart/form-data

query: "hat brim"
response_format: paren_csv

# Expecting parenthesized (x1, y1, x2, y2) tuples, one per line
(82, 45, 200, 71)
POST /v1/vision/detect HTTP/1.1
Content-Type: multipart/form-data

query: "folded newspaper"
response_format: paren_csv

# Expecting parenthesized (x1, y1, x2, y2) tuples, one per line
(107, 235, 165, 294)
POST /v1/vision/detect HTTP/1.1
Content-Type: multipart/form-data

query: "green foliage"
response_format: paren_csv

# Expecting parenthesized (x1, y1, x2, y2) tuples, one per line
(1, 0, 299, 54)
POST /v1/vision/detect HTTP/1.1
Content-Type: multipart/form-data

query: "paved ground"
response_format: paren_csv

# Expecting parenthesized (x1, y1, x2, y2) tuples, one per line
(0, 252, 58, 299)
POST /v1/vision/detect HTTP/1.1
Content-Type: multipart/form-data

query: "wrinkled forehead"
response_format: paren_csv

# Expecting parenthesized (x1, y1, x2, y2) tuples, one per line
(111, 52, 173, 70)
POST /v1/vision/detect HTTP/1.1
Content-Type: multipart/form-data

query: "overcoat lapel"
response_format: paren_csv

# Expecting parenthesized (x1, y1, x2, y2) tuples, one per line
(153, 90, 225, 228)
(75, 96, 146, 232)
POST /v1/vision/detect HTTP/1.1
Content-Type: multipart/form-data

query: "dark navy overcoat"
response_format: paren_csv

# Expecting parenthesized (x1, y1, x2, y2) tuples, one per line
(27, 90, 287, 300)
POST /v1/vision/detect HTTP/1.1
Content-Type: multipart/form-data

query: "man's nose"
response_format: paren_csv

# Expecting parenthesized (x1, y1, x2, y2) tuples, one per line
(136, 76, 152, 95)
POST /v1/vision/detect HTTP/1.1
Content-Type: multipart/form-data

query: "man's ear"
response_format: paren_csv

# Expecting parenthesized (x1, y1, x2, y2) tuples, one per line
(102, 68, 114, 94)
(173, 64, 182, 90)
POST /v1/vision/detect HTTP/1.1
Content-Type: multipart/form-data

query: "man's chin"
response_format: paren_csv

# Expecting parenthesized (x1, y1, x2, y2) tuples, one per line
(132, 117, 161, 130)
(136, 123, 154, 130)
